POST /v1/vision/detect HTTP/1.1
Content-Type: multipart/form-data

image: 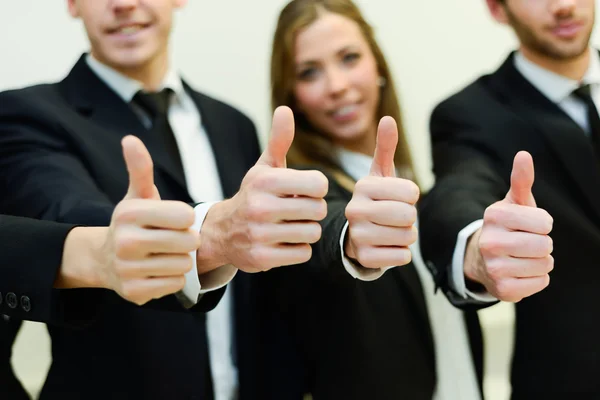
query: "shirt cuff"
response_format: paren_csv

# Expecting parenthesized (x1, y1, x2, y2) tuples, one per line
(451, 219, 497, 302)
(339, 221, 396, 281)
(179, 202, 237, 306)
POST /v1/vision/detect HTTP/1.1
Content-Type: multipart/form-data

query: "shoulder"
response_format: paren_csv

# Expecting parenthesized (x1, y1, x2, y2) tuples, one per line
(185, 85, 256, 131)
(0, 83, 64, 117)
(432, 75, 498, 122)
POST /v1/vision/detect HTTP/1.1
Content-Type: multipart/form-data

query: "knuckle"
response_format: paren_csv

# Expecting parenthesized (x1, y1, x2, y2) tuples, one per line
(493, 279, 512, 300)
(546, 236, 553, 254)
(478, 234, 499, 256)
(316, 199, 328, 221)
(345, 202, 361, 222)
(313, 171, 329, 197)
(485, 259, 504, 281)
(354, 179, 369, 195)
(188, 230, 201, 251)
(543, 210, 554, 233)
(405, 205, 417, 224)
(114, 232, 138, 259)
(349, 225, 366, 242)
(120, 283, 136, 301)
(299, 245, 313, 264)
(182, 256, 194, 273)
(249, 247, 269, 269)
(174, 276, 186, 292)
(542, 274, 551, 289)
(308, 223, 322, 244)
(249, 169, 275, 191)
(248, 224, 268, 244)
(545, 256, 555, 273)
(484, 205, 505, 226)
(113, 202, 137, 224)
(402, 180, 420, 204)
(396, 248, 412, 266)
(180, 205, 196, 228)
(113, 260, 129, 279)
(355, 248, 375, 268)
(404, 226, 418, 246)
(246, 196, 270, 221)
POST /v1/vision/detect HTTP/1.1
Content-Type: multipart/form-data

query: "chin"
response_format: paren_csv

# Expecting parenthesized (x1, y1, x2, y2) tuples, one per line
(101, 44, 155, 68)
(332, 125, 369, 143)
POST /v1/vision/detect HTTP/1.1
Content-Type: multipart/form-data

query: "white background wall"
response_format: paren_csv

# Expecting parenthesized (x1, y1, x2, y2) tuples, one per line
(2, 1, 600, 399)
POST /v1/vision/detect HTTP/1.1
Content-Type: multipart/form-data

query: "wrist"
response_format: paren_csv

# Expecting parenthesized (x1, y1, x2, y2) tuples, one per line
(463, 227, 484, 285)
(195, 200, 231, 274)
(55, 227, 107, 289)
(343, 232, 356, 260)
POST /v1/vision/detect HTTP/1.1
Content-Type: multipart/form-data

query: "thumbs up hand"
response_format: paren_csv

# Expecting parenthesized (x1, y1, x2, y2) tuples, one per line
(464, 151, 554, 302)
(344, 117, 420, 269)
(97, 135, 199, 305)
(196, 106, 328, 273)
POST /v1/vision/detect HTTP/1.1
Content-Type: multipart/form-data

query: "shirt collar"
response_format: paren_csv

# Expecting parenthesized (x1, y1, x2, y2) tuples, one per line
(513, 49, 600, 103)
(335, 147, 374, 181)
(85, 53, 186, 103)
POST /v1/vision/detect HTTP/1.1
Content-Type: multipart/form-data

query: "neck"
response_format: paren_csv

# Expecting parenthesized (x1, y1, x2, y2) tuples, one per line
(336, 123, 377, 157)
(92, 50, 169, 91)
(520, 46, 591, 81)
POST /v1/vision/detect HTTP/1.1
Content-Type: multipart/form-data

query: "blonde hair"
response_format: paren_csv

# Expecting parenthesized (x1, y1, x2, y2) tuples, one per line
(270, 0, 417, 191)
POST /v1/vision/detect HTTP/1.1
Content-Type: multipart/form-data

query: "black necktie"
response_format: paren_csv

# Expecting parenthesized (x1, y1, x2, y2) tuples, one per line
(572, 84, 600, 157)
(132, 89, 186, 181)
(132, 90, 214, 399)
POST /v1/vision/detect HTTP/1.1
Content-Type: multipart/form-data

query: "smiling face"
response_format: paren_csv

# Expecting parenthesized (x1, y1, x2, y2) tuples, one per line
(488, 0, 595, 61)
(67, 0, 186, 72)
(292, 11, 381, 150)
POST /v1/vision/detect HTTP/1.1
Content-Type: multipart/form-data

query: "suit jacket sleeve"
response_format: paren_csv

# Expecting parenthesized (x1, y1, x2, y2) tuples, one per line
(0, 215, 93, 325)
(0, 92, 223, 316)
(418, 98, 507, 310)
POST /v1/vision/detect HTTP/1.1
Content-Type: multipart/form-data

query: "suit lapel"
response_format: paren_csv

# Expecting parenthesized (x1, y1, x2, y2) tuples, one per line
(186, 86, 243, 198)
(490, 54, 600, 223)
(60, 55, 189, 192)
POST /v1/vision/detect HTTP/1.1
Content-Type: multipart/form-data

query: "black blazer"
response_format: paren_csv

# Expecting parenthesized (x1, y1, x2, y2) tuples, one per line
(0, 215, 78, 322)
(419, 52, 600, 398)
(256, 172, 483, 400)
(0, 216, 76, 400)
(0, 55, 262, 399)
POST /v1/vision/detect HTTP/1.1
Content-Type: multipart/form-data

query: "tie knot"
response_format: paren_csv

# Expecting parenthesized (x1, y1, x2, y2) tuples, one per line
(132, 88, 173, 120)
(573, 83, 593, 102)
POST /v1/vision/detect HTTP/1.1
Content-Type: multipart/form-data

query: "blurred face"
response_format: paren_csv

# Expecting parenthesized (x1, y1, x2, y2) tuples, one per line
(293, 12, 380, 150)
(491, 0, 595, 60)
(67, 0, 186, 70)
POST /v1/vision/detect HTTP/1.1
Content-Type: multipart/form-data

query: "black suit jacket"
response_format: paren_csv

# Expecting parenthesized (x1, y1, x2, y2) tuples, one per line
(256, 172, 483, 400)
(0, 216, 77, 400)
(0, 55, 262, 399)
(419, 52, 600, 398)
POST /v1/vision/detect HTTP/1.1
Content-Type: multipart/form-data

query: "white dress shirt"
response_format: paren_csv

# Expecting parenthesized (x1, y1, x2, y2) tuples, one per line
(450, 49, 600, 301)
(335, 148, 481, 400)
(86, 55, 239, 400)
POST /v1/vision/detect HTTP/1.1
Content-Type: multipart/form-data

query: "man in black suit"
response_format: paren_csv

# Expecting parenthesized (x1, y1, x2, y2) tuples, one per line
(2, 135, 219, 322)
(419, 0, 599, 398)
(0, 0, 328, 398)
(0, 135, 224, 399)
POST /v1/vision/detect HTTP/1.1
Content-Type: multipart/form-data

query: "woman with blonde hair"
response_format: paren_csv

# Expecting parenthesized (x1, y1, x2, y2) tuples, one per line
(257, 0, 484, 399)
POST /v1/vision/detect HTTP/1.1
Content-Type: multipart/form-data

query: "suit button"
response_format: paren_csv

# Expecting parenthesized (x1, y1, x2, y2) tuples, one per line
(21, 296, 31, 312)
(6, 293, 17, 309)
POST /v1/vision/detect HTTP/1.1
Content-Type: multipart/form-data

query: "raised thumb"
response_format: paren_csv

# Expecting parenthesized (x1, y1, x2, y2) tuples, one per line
(256, 106, 295, 168)
(122, 135, 159, 200)
(369, 116, 398, 177)
(505, 151, 536, 207)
